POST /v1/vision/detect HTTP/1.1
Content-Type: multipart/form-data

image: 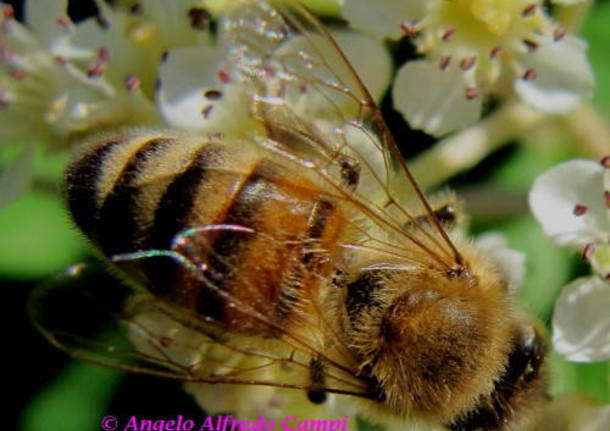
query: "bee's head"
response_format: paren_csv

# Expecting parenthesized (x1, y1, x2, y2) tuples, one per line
(355, 269, 517, 423)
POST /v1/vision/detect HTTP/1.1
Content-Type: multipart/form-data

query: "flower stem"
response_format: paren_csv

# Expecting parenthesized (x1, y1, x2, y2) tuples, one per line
(409, 102, 545, 189)
(561, 103, 610, 159)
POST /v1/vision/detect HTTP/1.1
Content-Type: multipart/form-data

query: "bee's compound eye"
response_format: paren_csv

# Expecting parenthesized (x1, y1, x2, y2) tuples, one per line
(307, 390, 327, 404)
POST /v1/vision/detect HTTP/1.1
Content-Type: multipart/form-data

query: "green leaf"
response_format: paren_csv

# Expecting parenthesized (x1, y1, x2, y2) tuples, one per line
(20, 361, 123, 431)
(550, 353, 610, 404)
(0, 190, 87, 279)
(582, 2, 610, 114)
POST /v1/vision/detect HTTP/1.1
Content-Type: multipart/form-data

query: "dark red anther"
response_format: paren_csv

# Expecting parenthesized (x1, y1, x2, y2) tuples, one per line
(400, 21, 417, 38)
(442, 27, 456, 42)
(460, 56, 476, 71)
(522, 4, 536, 17)
(523, 39, 538, 52)
(57, 16, 71, 27)
(217, 69, 231, 83)
(201, 104, 214, 119)
(465, 87, 479, 100)
(522, 68, 537, 81)
(54, 55, 67, 66)
(188, 8, 211, 31)
(553, 27, 567, 42)
(439, 56, 451, 70)
(600, 155, 610, 168)
(87, 61, 105, 78)
(124, 74, 140, 91)
(98, 47, 110, 62)
(582, 243, 596, 261)
(10, 68, 26, 81)
(2, 4, 14, 19)
(573, 204, 588, 216)
(490, 46, 503, 59)
(604, 191, 610, 209)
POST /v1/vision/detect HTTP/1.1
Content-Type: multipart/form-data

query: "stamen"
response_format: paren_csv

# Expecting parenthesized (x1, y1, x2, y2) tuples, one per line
(0, 44, 12, 62)
(465, 87, 479, 100)
(10, 68, 26, 81)
(581, 243, 595, 261)
(87, 61, 105, 78)
(460, 56, 476, 71)
(400, 21, 417, 38)
(439, 56, 452, 70)
(188, 8, 211, 31)
(490, 46, 503, 59)
(522, 69, 537, 81)
(0, 90, 8, 109)
(599, 155, 610, 168)
(57, 16, 71, 28)
(201, 104, 214, 119)
(299, 79, 309, 94)
(2, 5, 14, 19)
(54, 55, 67, 66)
(573, 204, 588, 216)
(605, 191, 610, 209)
(124, 74, 140, 91)
(217, 69, 231, 83)
(522, 4, 536, 17)
(442, 28, 456, 42)
(160, 51, 169, 62)
(98, 47, 110, 62)
(523, 39, 538, 52)
(204, 89, 223, 100)
(553, 27, 567, 42)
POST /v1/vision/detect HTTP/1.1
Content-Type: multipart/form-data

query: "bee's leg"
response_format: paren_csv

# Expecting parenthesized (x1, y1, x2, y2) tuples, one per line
(307, 356, 327, 404)
(403, 193, 465, 232)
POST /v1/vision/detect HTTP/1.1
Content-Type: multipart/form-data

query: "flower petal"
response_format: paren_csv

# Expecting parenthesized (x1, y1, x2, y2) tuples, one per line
(331, 30, 392, 102)
(515, 35, 594, 113)
(341, 0, 426, 40)
(24, 0, 85, 57)
(552, 276, 610, 362)
(393, 60, 482, 136)
(157, 45, 254, 135)
(475, 232, 526, 293)
(552, 0, 588, 4)
(529, 160, 609, 248)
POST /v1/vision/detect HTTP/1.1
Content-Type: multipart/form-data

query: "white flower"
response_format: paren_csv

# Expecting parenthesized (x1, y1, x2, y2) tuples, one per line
(529, 157, 610, 362)
(342, 0, 595, 136)
(475, 232, 526, 294)
(0, 0, 390, 207)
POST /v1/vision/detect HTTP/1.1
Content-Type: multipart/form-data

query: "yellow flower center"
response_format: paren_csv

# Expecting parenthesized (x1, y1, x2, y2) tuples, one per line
(433, 0, 540, 45)
(469, 0, 522, 36)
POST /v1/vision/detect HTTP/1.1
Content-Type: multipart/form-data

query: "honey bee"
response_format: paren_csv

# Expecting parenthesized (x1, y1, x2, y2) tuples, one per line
(30, 1, 548, 430)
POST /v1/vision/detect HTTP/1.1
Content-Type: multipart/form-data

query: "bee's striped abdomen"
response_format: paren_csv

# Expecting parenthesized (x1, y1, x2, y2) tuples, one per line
(65, 132, 345, 335)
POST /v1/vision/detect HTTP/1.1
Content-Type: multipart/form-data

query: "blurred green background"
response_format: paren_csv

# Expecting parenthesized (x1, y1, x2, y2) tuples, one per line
(2, 1, 609, 430)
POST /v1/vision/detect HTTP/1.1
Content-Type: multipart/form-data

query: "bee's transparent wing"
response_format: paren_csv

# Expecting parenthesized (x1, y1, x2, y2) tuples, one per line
(220, 0, 463, 271)
(29, 261, 373, 399)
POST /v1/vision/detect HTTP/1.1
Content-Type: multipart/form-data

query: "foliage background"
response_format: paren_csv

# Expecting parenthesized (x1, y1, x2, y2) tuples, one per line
(2, 0, 609, 430)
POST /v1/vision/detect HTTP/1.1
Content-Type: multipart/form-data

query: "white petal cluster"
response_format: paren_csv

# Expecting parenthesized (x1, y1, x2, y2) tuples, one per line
(529, 157, 610, 362)
(0, 0, 390, 207)
(342, 0, 595, 136)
